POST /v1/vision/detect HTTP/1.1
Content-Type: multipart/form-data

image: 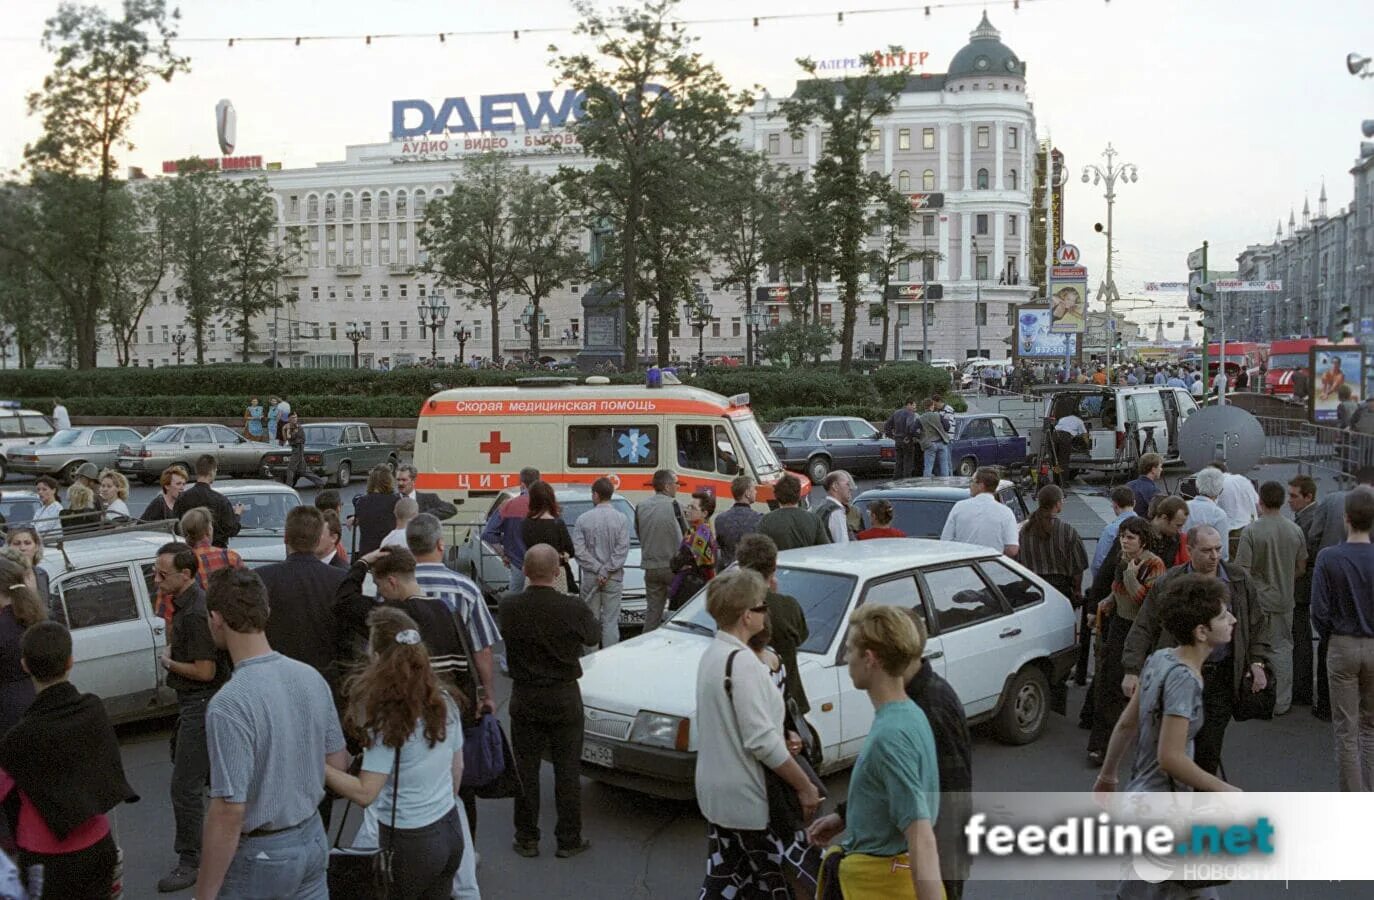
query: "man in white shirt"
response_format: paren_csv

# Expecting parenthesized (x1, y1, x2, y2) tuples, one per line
(1051, 412, 1088, 487)
(940, 467, 1019, 557)
(51, 399, 71, 432)
(1215, 465, 1259, 532)
(1189, 375, 1205, 399)
(813, 471, 855, 544)
(1184, 466, 1234, 560)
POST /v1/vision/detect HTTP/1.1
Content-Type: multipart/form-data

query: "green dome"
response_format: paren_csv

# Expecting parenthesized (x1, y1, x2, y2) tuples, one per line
(947, 12, 1025, 79)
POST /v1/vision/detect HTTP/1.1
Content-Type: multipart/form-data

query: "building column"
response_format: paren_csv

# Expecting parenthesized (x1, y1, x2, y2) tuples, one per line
(994, 209, 1006, 284)
(962, 212, 973, 281)
(962, 124, 972, 192)
(884, 124, 894, 175)
(995, 122, 1005, 191)
(938, 213, 950, 281)
(939, 122, 950, 192)
(1018, 213, 1028, 283)
(808, 126, 819, 169)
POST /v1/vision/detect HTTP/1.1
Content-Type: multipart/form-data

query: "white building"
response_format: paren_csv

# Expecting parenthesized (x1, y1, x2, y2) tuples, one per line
(110, 13, 1037, 368)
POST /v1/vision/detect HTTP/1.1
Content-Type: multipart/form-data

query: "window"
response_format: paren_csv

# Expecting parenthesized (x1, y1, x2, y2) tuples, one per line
(711, 321, 720, 338)
(399, 284, 408, 299)
(399, 321, 408, 341)
(976, 256, 989, 280)
(161, 325, 169, 342)
(312, 322, 321, 340)
(859, 575, 926, 621)
(363, 285, 372, 301)
(329, 322, 338, 340)
(898, 128, 911, 151)
(381, 322, 390, 341)
(897, 170, 910, 192)
(1125, 393, 1166, 424)
(962, 418, 993, 439)
(1008, 126, 1018, 149)
(922, 128, 935, 150)
(207, 325, 217, 343)
(976, 300, 988, 325)
(1008, 214, 1018, 236)
(54, 566, 140, 630)
(922, 170, 935, 191)
(676, 424, 740, 475)
(380, 284, 389, 300)
(921, 565, 1004, 632)
(732, 319, 741, 338)
(327, 287, 337, 301)
(897, 261, 911, 281)
(869, 129, 881, 152)
(977, 168, 990, 190)
(981, 559, 1042, 609)
(818, 420, 849, 440)
(922, 215, 936, 237)
(991, 417, 1018, 438)
(922, 256, 936, 281)
(768, 133, 780, 154)
(791, 135, 803, 154)
(145, 325, 154, 343)
(975, 214, 988, 235)
(1008, 169, 1018, 191)
(976, 126, 990, 149)
(1005, 256, 1018, 283)
(820, 303, 833, 324)
(568, 425, 659, 468)
(311, 286, 320, 301)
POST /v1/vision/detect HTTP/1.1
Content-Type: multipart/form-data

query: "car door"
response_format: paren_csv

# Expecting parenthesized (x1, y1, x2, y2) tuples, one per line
(817, 419, 855, 470)
(210, 425, 251, 474)
(990, 416, 1026, 468)
(356, 424, 384, 469)
(55, 563, 162, 720)
(835, 574, 946, 761)
(844, 419, 887, 474)
(343, 425, 367, 470)
(917, 562, 1014, 717)
(956, 417, 995, 471)
(18, 414, 54, 446)
(181, 425, 213, 466)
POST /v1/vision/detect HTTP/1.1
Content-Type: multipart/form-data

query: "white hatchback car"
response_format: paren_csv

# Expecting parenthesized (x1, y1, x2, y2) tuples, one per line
(577, 540, 1077, 799)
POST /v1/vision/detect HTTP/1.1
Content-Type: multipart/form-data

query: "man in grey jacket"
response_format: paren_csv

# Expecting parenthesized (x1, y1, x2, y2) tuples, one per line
(1121, 524, 1271, 776)
(572, 478, 631, 651)
(920, 399, 953, 477)
(636, 469, 686, 631)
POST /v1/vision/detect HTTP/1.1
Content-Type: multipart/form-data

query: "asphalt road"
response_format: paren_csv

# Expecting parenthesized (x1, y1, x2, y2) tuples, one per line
(4, 468, 1364, 897)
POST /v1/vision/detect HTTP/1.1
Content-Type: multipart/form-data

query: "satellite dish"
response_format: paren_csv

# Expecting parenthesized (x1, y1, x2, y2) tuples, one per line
(216, 99, 236, 155)
(1178, 405, 1265, 475)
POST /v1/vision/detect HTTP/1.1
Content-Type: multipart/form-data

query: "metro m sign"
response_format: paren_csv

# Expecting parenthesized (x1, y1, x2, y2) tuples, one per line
(907, 193, 945, 210)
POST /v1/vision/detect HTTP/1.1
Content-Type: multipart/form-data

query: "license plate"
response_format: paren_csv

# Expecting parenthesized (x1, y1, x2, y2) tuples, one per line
(619, 608, 645, 625)
(581, 740, 614, 768)
(117, 460, 133, 469)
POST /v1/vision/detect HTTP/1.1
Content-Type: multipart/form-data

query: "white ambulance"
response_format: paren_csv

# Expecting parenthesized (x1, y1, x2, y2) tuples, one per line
(412, 376, 794, 513)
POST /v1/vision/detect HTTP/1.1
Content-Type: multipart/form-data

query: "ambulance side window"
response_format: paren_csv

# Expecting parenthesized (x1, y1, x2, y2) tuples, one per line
(568, 425, 659, 468)
(714, 425, 740, 476)
(676, 425, 715, 472)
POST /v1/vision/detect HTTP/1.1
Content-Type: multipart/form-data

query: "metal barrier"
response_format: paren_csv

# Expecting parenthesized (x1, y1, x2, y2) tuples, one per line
(1251, 415, 1374, 483)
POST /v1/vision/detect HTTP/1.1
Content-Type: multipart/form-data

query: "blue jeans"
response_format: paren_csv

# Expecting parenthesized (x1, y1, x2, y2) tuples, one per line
(221, 815, 328, 900)
(923, 442, 951, 476)
(507, 564, 526, 594)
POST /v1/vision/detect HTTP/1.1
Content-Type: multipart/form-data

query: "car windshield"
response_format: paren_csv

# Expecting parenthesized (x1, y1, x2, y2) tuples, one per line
(0, 497, 40, 525)
(304, 425, 345, 445)
(666, 565, 856, 654)
(770, 420, 812, 440)
(44, 430, 84, 447)
(231, 492, 302, 533)
(558, 498, 639, 545)
(1268, 353, 1307, 369)
(145, 426, 179, 443)
(734, 416, 782, 476)
(853, 497, 957, 539)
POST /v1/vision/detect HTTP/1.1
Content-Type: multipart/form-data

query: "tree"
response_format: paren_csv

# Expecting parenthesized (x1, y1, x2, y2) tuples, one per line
(0, 241, 59, 369)
(103, 180, 172, 366)
(707, 152, 787, 367)
(221, 177, 294, 362)
(867, 189, 945, 362)
(420, 153, 523, 362)
(509, 175, 586, 360)
(162, 166, 230, 364)
(10, 1, 188, 367)
(779, 50, 910, 372)
(757, 320, 835, 369)
(553, 0, 750, 370)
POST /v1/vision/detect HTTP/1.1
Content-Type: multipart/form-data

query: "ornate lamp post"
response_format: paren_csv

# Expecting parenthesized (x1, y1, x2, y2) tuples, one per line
(1082, 143, 1139, 374)
(345, 321, 365, 369)
(689, 301, 714, 373)
(744, 307, 767, 367)
(416, 290, 450, 363)
(453, 324, 472, 367)
(172, 328, 188, 366)
(520, 302, 548, 360)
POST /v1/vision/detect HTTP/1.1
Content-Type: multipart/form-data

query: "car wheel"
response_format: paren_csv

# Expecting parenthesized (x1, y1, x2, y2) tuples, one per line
(139, 473, 159, 486)
(58, 461, 84, 486)
(957, 456, 978, 478)
(993, 664, 1050, 745)
(387, 455, 399, 473)
(334, 461, 352, 488)
(806, 455, 831, 484)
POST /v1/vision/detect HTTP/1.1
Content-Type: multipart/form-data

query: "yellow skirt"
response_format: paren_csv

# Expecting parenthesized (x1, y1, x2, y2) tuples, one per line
(833, 851, 944, 900)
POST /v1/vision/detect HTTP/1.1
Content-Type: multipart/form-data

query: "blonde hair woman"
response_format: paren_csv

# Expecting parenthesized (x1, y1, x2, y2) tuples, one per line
(60, 483, 101, 531)
(98, 469, 131, 520)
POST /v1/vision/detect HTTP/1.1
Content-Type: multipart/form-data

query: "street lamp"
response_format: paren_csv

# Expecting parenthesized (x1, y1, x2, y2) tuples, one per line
(744, 307, 768, 367)
(172, 328, 187, 366)
(453, 324, 472, 367)
(345, 321, 365, 369)
(520, 302, 548, 359)
(416, 290, 450, 363)
(1082, 142, 1139, 376)
(971, 236, 982, 361)
(689, 301, 714, 373)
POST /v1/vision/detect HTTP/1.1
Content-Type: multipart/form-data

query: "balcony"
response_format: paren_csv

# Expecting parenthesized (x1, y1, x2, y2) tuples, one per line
(335, 264, 361, 277)
(388, 263, 415, 275)
(283, 265, 308, 279)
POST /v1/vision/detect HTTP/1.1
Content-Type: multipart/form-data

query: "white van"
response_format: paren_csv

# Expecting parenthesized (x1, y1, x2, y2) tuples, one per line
(1038, 384, 1198, 474)
(412, 377, 793, 514)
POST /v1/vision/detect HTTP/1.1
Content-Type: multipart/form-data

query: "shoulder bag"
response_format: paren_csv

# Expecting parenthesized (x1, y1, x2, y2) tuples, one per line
(724, 650, 825, 838)
(450, 603, 522, 800)
(327, 748, 399, 900)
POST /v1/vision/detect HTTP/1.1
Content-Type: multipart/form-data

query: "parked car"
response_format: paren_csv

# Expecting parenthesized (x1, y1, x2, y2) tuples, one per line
(5, 426, 146, 483)
(36, 524, 288, 723)
(1035, 384, 1198, 475)
(0, 490, 40, 527)
(453, 487, 648, 631)
(117, 423, 273, 483)
(259, 421, 400, 487)
(768, 415, 895, 484)
(216, 481, 303, 552)
(0, 403, 55, 481)
(577, 540, 1077, 798)
(948, 414, 1029, 476)
(851, 477, 1029, 538)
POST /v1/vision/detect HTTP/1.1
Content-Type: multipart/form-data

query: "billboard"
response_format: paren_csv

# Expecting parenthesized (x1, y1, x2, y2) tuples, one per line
(1311, 345, 1366, 425)
(1014, 306, 1079, 360)
(1048, 266, 1088, 334)
(884, 283, 944, 301)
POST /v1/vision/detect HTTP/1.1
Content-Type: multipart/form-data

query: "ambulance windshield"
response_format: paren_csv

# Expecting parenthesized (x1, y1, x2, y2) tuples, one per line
(732, 416, 782, 476)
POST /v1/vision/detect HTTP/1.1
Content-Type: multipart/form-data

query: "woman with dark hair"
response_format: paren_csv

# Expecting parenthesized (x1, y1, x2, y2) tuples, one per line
(521, 481, 576, 591)
(326, 607, 465, 900)
(857, 499, 905, 540)
(1016, 484, 1088, 604)
(0, 553, 47, 736)
(352, 465, 400, 557)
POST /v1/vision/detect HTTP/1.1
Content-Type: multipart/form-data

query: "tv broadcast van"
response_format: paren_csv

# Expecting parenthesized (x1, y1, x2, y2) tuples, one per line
(412, 377, 794, 513)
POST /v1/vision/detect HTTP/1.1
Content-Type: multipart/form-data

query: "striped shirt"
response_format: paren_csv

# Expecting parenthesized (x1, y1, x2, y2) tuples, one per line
(415, 563, 501, 652)
(1017, 516, 1089, 583)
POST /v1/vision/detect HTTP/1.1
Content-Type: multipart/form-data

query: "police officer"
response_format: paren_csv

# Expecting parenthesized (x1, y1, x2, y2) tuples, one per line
(883, 398, 919, 479)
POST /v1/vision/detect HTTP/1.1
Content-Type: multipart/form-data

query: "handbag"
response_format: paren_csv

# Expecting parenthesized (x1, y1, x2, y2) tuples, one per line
(461, 713, 506, 790)
(724, 650, 825, 837)
(1232, 659, 1276, 722)
(327, 749, 399, 900)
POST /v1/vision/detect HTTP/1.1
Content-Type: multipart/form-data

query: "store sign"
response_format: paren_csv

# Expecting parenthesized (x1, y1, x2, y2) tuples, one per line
(392, 86, 666, 138)
(393, 131, 582, 161)
(755, 285, 810, 304)
(884, 283, 944, 301)
(160, 155, 263, 174)
(1051, 148, 1065, 250)
(813, 50, 930, 72)
(1212, 279, 1283, 292)
(1145, 281, 1190, 292)
(907, 192, 944, 210)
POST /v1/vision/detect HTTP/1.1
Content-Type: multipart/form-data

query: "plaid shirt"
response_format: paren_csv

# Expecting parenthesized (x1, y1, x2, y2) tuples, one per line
(192, 538, 243, 590)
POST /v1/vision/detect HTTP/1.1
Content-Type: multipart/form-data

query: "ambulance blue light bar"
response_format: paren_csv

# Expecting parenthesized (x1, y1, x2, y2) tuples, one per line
(727, 393, 750, 407)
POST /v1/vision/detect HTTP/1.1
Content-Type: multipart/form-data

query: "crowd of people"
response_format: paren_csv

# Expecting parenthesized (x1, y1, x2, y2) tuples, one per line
(976, 359, 1228, 398)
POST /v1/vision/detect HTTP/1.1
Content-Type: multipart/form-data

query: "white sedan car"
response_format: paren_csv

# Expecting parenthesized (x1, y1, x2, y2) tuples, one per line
(577, 540, 1077, 799)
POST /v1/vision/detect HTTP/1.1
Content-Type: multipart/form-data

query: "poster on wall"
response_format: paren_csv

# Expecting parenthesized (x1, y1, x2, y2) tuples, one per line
(1310, 345, 1366, 425)
(1014, 306, 1079, 361)
(1048, 266, 1088, 334)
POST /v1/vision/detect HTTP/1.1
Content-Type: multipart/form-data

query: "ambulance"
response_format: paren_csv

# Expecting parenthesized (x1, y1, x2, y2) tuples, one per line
(412, 376, 795, 514)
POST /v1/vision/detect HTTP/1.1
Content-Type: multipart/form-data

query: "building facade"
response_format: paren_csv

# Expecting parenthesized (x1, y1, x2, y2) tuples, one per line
(104, 13, 1038, 369)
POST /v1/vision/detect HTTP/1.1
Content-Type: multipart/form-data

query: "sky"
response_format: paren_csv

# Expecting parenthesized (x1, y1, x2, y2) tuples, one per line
(3, 0, 1373, 332)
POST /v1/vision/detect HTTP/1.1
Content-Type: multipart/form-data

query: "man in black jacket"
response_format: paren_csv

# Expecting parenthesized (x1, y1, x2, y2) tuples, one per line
(396, 464, 458, 520)
(172, 455, 244, 549)
(255, 507, 347, 691)
(500, 544, 599, 860)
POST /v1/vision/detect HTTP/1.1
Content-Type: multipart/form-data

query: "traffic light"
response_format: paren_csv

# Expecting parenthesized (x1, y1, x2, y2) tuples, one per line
(1195, 282, 1218, 332)
(1333, 303, 1354, 344)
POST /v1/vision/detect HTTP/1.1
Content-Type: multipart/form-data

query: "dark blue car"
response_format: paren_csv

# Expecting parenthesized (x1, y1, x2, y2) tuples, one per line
(948, 414, 1028, 477)
(767, 416, 895, 484)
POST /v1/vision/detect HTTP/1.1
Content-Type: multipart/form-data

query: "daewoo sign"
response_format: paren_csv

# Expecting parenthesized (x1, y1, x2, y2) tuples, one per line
(391, 86, 667, 138)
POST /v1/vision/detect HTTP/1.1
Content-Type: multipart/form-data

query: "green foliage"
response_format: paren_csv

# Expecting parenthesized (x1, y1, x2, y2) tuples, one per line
(17, 395, 424, 419)
(756, 321, 837, 368)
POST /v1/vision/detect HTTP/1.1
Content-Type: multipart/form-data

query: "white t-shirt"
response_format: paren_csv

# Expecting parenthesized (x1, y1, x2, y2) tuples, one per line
(1217, 473, 1259, 531)
(940, 491, 1019, 554)
(380, 527, 409, 551)
(1054, 415, 1087, 436)
(52, 405, 71, 431)
(1189, 379, 1204, 398)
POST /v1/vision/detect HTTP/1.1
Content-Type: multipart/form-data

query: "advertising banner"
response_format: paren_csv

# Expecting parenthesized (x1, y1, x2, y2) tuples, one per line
(1048, 266, 1088, 334)
(1310, 345, 1366, 424)
(1014, 306, 1079, 360)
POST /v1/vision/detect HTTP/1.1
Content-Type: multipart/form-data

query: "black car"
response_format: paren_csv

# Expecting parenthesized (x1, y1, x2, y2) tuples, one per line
(767, 415, 895, 484)
(851, 476, 1029, 538)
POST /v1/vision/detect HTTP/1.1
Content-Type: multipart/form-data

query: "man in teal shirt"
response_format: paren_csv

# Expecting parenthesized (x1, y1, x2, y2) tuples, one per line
(807, 605, 941, 897)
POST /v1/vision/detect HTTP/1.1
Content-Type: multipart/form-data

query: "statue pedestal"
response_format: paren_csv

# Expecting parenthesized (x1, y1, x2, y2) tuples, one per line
(576, 283, 626, 372)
